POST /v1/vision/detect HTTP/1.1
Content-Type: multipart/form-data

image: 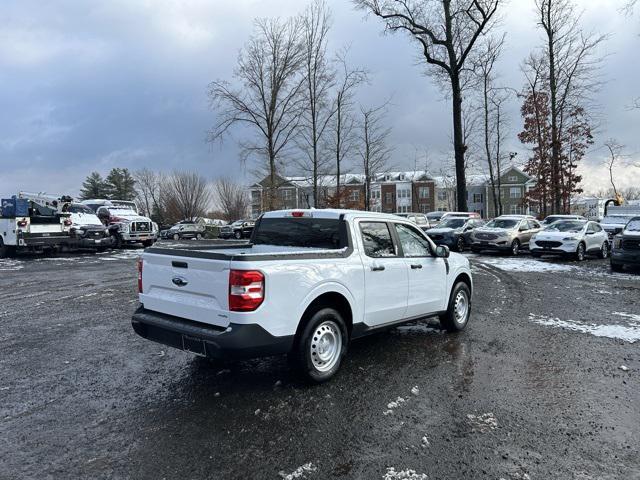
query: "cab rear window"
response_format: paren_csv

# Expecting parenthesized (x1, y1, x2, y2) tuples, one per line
(252, 218, 347, 249)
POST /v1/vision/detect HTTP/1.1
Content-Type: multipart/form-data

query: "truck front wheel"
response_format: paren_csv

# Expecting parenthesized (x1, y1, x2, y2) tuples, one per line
(0, 237, 10, 258)
(290, 307, 348, 383)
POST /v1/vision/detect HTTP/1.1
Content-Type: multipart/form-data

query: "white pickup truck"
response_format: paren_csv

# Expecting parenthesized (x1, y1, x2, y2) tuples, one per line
(132, 209, 473, 382)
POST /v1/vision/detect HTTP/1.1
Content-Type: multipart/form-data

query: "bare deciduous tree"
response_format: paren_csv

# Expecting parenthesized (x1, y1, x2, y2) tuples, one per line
(353, 0, 501, 212)
(357, 103, 392, 210)
(134, 168, 165, 219)
(214, 178, 249, 222)
(603, 139, 625, 200)
(533, 0, 607, 212)
(208, 17, 304, 210)
(296, 0, 337, 208)
(473, 35, 509, 216)
(167, 171, 213, 221)
(332, 48, 368, 204)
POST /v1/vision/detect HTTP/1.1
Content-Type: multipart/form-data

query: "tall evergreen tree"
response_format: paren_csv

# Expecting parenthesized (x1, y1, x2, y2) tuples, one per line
(105, 168, 137, 200)
(79, 172, 109, 200)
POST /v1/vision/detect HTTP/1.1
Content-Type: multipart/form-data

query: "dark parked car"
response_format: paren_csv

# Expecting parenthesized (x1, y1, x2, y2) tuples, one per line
(219, 220, 255, 239)
(426, 217, 485, 252)
(610, 216, 640, 272)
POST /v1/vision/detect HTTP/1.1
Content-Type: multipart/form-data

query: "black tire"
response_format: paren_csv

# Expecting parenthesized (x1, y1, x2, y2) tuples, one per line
(234, 231, 242, 240)
(456, 236, 465, 252)
(575, 242, 586, 261)
(471, 246, 481, 254)
(114, 234, 124, 249)
(440, 282, 472, 332)
(142, 240, 154, 248)
(290, 307, 348, 383)
(173, 233, 180, 241)
(511, 239, 521, 256)
(611, 262, 624, 272)
(196, 233, 203, 240)
(0, 237, 7, 259)
(96, 247, 107, 253)
(598, 241, 609, 259)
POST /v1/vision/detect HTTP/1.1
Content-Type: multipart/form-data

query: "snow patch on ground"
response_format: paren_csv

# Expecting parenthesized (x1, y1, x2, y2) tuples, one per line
(395, 323, 441, 335)
(383, 467, 428, 480)
(613, 312, 640, 323)
(278, 462, 317, 479)
(528, 314, 640, 343)
(474, 257, 573, 273)
(0, 259, 23, 271)
(467, 412, 498, 432)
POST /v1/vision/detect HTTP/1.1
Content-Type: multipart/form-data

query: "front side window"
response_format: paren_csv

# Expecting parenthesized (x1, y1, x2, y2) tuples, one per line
(360, 222, 396, 258)
(394, 223, 431, 257)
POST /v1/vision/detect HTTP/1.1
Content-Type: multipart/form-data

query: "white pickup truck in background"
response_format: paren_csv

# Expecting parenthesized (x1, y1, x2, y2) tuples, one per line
(132, 209, 473, 382)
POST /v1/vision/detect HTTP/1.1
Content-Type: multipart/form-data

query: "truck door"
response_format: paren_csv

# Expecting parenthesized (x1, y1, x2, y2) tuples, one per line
(358, 221, 408, 326)
(392, 222, 447, 317)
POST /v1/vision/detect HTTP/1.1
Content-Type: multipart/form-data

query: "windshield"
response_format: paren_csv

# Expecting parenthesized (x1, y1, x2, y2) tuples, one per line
(68, 204, 94, 214)
(625, 219, 640, 232)
(253, 217, 346, 249)
(602, 215, 636, 225)
(427, 212, 444, 220)
(544, 220, 586, 232)
(438, 218, 466, 229)
(109, 208, 138, 216)
(543, 216, 569, 224)
(485, 219, 519, 229)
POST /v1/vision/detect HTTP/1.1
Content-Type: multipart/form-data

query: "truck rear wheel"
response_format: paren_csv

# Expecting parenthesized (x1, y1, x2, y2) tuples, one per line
(0, 237, 9, 258)
(440, 282, 471, 332)
(290, 307, 348, 383)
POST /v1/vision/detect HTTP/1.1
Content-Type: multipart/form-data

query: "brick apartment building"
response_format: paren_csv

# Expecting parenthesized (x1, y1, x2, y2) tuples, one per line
(248, 166, 535, 219)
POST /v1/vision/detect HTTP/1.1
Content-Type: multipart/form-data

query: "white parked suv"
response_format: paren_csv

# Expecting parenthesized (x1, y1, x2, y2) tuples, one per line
(132, 209, 473, 382)
(530, 219, 610, 261)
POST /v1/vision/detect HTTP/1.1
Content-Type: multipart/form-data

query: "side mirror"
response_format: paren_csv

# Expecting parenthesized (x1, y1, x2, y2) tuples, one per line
(436, 245, 450, 258)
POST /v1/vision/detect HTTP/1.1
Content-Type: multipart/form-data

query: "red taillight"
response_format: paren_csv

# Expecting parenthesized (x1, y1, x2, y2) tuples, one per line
(291, 211, 304, 217)
(17, 219, 28, 227)
(137, 258, 143, 294)
(63, 219, 72, 226)
(229, 270, 264, 312)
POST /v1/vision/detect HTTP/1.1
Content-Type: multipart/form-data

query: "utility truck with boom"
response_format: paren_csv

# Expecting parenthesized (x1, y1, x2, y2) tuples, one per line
(132, 209, 473, 382)
(0, 192, 73, 257)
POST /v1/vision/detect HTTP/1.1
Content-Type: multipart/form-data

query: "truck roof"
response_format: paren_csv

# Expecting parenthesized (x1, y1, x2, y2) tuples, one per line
(260, 209, 404, 222)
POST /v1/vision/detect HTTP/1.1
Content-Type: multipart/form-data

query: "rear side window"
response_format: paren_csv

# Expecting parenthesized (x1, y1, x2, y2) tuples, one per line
(360, 222, 396, 258)
(252, 217, 346, 249)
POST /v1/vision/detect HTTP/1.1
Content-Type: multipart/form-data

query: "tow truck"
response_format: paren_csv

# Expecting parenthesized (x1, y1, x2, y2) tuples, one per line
(0, 192, 73, 257)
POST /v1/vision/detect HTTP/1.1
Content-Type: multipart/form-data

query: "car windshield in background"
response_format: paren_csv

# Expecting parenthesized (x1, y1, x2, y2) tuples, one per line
(68, 204, 94, 214)
(427, 213, 443, 220)
(485, 219, 519, 229)
(543, 216, 567, 224)
(438, 218, 466, 229)
(602, 215, 636, 225)
(252, 218, 345, 249)
(625, 219, 640, 232)
(544, 220, 586, 232)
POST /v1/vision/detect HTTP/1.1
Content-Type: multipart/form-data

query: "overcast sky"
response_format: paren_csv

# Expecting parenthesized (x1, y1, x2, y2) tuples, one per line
(1, 0, 639, 198)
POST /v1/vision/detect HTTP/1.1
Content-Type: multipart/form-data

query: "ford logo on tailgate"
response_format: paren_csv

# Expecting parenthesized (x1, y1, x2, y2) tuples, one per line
(172, 276, 188, 287)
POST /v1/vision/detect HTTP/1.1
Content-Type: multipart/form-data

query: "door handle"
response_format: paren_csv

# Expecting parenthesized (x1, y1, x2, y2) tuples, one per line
(410, 264, 423, 269)
(371, 265, 385, 272)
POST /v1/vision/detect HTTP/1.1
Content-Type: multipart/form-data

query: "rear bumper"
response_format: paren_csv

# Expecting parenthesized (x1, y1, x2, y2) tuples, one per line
(131, 306, 294, 360)
(19, 233, 70, 247)
(611, 250, 640, 266)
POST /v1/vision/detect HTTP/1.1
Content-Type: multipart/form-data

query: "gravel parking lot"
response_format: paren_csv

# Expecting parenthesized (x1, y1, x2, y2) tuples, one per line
(1, 242, 639, 480)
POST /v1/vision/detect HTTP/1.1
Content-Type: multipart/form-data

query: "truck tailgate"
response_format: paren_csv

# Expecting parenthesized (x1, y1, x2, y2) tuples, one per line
(139, 253, 231, 328)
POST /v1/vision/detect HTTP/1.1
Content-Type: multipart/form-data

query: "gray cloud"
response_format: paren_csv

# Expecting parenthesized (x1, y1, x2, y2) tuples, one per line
(0, 0, 638, 198)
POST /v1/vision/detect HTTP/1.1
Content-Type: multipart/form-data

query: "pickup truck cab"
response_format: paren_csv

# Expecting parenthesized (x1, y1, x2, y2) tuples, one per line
(132, 209, 473, 382)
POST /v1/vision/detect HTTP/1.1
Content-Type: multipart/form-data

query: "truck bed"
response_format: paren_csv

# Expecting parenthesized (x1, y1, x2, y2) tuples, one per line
(145, 243, 351, 261)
